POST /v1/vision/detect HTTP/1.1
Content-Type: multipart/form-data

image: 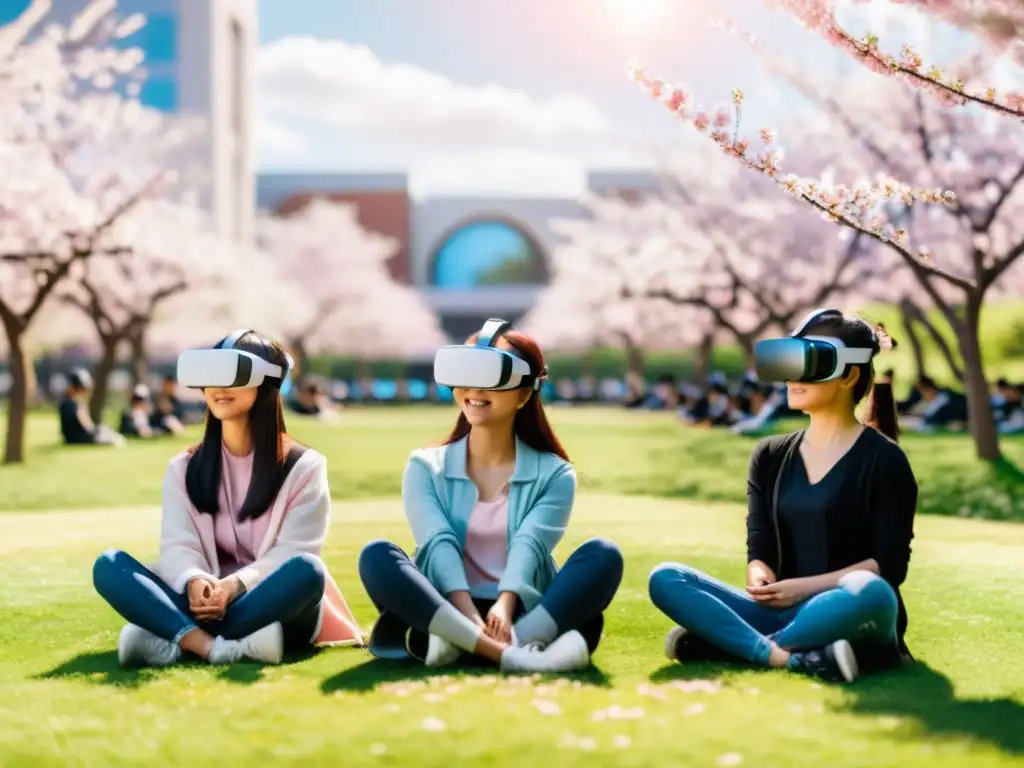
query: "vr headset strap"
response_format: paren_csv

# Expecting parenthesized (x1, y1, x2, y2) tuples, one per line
(218, 329, 254, 350)
(789, 309, 840, 338)
(476, 318, 512, 348)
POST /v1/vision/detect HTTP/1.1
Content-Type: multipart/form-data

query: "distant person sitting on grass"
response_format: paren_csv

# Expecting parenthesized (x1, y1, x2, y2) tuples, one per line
(650, 310, 917, 684)
(58, 368, 124, 447)
(359, 319, 624, 673)
(903, 376, 968, 431)
(150, 375, 186, 435)
(288, 378, 333, 418)
(994, 378, 1024, 434)
(118, 386, 155, 439)
(92, 329, 364, 669)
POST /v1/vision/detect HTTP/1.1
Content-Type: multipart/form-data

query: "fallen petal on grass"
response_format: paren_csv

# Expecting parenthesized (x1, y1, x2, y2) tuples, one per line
(531, 698, 562, 716)
(717, 752, 743, 766)
(380, 703, 400, 713)
(422, 693, 445, 704)
(683, 702, 706, 716)
(593, 705, 644, 721)
(369, 744, 387, 756)
(612, 735, 632, 749)
(421, 717, 446, 732)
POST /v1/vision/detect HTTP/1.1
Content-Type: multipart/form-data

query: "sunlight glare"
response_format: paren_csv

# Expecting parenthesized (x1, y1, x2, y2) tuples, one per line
(603, 0, 672, 30)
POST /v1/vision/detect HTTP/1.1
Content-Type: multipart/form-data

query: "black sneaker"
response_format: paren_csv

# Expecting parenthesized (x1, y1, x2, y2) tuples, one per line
(789, 639, 859, 683)
(664, 626, 737, 664)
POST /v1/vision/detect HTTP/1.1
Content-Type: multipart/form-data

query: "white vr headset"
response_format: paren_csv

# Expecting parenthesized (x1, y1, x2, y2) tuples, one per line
(754, 308, 874, 384)
(176, 329, 293, 389)
(434, 318, 544, 391)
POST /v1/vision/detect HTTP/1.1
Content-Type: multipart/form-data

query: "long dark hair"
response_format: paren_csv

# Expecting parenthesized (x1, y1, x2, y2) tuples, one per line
(440, 330, 570, 462)
(185, 331, 297, 520)
(802, 314, 900, 442)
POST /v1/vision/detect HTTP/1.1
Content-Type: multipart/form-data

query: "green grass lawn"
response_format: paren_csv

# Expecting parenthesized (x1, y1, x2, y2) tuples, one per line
(1, 495, 1021, 766)
(4, 407, 1023, 519)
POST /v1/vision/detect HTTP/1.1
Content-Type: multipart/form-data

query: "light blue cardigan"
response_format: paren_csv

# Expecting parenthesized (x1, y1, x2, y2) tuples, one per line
(403, 435, 577, 611)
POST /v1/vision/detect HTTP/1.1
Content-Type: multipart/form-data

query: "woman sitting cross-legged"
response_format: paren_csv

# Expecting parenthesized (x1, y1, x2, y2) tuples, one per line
(650, 309, 917, 683)
(359, 319, 624, 673)
(93, 330, 363, 668)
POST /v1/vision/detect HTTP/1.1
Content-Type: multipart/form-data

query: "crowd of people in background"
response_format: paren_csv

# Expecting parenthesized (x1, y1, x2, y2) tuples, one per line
(614, 368, 1024, 437)
(53, 364, 1024, 447)
(58, 369, 186, 448)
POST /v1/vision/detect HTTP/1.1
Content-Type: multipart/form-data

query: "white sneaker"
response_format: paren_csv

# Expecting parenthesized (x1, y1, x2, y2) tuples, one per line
(208, 623, 284, 665)
(664, 626, 688, 661)
(118, 624, 182, 668)
(499, 630, 590, 674)
(424, 634, 463, 667)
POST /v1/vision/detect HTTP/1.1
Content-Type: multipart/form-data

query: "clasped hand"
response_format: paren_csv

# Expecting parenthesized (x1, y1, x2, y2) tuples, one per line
(484, 593, 516, 643)
(746, 577, 817, 609)
(187, 577, 240, 621)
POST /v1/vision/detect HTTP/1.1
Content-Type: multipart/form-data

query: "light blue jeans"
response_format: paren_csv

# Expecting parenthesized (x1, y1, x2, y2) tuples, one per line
(648, 563, 898, 664)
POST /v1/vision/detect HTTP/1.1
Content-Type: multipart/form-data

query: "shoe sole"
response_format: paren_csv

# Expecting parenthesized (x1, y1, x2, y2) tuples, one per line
(664, 626, 687, 661)
(832, 640, 859, 682)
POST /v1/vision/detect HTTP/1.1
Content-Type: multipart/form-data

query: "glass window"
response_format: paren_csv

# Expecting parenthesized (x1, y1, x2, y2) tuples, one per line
(118, 12, 177, 64)
(430, 220, 547, 288)
(0, 1, 31, 26)
(138, 77, 178, 111)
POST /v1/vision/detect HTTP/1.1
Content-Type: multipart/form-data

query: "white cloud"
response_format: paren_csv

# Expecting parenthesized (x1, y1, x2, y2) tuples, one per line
(255, 36, 645, 183)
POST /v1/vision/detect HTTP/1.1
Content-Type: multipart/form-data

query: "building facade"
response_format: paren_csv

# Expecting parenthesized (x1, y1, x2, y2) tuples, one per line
(258, 171, 662, 340)
(1, 0, 256, 242)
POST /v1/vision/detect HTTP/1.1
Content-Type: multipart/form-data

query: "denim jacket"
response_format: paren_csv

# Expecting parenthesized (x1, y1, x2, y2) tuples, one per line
(403, 435, 577, 610)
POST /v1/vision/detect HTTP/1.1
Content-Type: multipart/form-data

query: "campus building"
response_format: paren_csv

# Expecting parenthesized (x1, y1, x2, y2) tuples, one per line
(257, 170, 664, 341)
(1, 0, 256, 241)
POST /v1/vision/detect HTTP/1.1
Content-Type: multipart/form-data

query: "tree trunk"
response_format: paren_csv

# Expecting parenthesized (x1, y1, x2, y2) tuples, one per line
(289, 337, 310, 377)
(3, 332, 30, 465)
(740, 336, 756, 372)
(958, 302, 1001, 462)
(128, 326, 148, 392)
(898, 298, 928, 382)
(693, 332, 715, 386)
(624, 338, 645, 381)
(89, 335, 120, 425)
(903, 298, 964, 381)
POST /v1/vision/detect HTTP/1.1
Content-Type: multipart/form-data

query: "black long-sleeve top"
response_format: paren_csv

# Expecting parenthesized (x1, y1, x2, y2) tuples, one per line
(746, 428, 918, 661)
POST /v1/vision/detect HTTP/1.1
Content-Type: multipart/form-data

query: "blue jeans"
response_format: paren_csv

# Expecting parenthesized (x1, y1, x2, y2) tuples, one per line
(359, 537, 624, 657)
(648, 563, 898, 664)
(93, 550, 327, 651)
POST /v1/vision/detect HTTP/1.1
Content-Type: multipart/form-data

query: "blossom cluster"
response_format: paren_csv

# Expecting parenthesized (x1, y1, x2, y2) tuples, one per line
(625, 56, 956, 261)
(763, 0, 1024, 116)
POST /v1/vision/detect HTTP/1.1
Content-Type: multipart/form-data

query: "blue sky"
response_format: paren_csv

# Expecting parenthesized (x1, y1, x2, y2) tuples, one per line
(254, 0, 831, 192)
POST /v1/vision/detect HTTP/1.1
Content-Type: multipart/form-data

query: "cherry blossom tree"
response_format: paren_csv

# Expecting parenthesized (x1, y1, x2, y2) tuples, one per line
(59, 198, 230, 421)
(522, 236, 708, 384)
(624, 1, 1024, 462)
(0, 1, 183, 463)
(258, 198, 448, 367)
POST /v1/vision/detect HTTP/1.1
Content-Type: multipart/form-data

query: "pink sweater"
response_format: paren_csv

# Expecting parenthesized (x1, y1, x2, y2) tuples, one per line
(463, 486, 509, 600)
(152, 445, 364, 647)
(213, 447, 270, 576)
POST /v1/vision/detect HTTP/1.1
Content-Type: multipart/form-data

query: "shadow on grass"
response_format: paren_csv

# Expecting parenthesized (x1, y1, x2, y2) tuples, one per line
(36, 651, 160, 689)
(320, 657, 611, 695)
(38, 648, 322, 688)
(649, 660, 1023, 756)
(843, 661, 1023, 756)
